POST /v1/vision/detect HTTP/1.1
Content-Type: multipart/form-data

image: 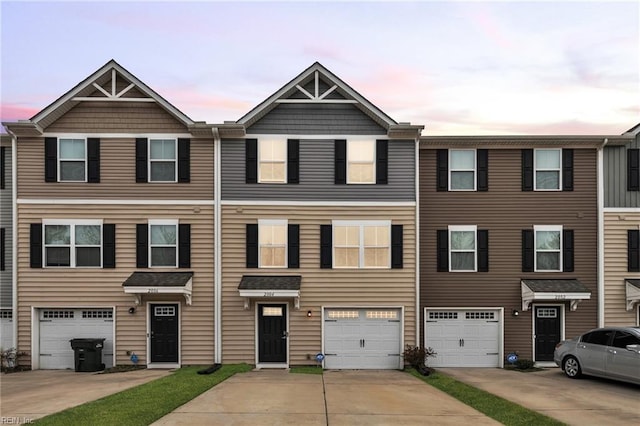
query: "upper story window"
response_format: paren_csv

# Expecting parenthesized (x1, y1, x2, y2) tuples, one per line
(535, 149, 561, 190)
(333, 220, 390, 268)
(149, 220, 178, 267)
(534, 225, 562, 272)
(259, 139, 286, 183)
(149, 139, 177, 182)
(347, 140, 375, 184)
(43, 220, 102, 268)
(259, 220, 287, 267)
(449, 150, 476, 191)
(449, 225, 476, 271)
(59, 138, 86, 182)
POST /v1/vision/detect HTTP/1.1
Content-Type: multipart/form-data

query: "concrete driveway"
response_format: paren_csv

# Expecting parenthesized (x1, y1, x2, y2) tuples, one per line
(440, 367, 640, 426)
(0, 369, 169, 421)
(152, 369, 499, 425)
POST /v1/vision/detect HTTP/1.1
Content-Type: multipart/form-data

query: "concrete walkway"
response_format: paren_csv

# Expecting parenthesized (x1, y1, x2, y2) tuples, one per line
(0, 369, 170, 421)
(152, 369, 499, 426)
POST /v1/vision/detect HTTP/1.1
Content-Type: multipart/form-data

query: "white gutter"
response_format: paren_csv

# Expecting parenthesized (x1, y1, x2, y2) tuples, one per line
(11, 133, 18, 350)
(415, 135, 420, 347)
(213, 127, 222, 363)
(597, 138, 608, 327)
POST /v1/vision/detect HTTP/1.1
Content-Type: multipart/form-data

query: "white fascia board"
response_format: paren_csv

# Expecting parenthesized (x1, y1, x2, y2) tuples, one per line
(238, 289, 300, 298)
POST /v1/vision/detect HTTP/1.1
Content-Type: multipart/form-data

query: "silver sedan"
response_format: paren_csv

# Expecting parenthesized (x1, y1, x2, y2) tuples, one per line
(554, 326, 640, 385)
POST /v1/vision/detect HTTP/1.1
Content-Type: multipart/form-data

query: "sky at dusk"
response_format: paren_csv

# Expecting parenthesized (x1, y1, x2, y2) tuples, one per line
(1, 0, 638, 135)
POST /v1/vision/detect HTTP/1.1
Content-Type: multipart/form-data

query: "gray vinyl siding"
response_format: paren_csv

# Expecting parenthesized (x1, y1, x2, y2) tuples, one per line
(0, 141, 12, 308)
(247, 103, 386, 135)
(221, 139, 415, 201)
(604, 136, 640, 208)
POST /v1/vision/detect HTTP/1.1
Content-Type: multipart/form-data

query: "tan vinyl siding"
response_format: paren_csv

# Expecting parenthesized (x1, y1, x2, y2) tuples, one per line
(420, 148, 598, 359)
(17, 137, 213, 199)
(45, 101, 188, 133)
(221, 205, 416, 365)
(603, 212, 640, 326)
(1, 138, 13, 308)
(16, 204, 214, 367)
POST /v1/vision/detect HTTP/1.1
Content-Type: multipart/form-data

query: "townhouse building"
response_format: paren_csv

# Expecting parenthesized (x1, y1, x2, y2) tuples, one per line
(4, 61, 216, 369)
(1, 134, 13, 350)
(218, 63, 421, 368)
(603, 125, 640, 326)
(419, 136, 605, 366)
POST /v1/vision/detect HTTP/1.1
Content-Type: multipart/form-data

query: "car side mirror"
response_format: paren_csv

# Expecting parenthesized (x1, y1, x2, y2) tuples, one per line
(625, 344, 640, 354)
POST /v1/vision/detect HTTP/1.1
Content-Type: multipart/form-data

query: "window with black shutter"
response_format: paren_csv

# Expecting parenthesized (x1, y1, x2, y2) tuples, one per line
(628, 149, 640, 191)
(437, 229, 448, 271)
(320, 225, 333, 268)
(478, 229, 489, 272)
(436, 149, 448, 191)
(334, 140, 346, 184)
(288, 224, 300, 268)
(136, 138, 148, 183)
(629, 230, 640, 272)
(391, 225, 403, 269)
(376, 140, 388, 184)
(87, 138, 101, 183)
(245, 139, 258, 184)
(246, 224, 258, 268)
(178, 138, 191, 183)
(103, 224, 116, 268)
(522, 229, 534, 272)
(178, 224, 191, 268)
(30, 224, 43, 268)
(522, 149, 534, 191)
(287, 139, 299, 184)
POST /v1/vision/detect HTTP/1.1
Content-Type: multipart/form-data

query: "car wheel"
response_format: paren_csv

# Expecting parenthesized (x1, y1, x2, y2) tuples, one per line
(563, 356, 582, 379)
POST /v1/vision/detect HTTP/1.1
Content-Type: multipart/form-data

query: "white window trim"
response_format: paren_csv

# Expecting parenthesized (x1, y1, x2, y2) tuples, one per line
(148, 219, 179, 268)
(258, 139, 287, 184)
(448, 225, 477, 272)
(332, 220, 391, 269)
(346, 139, 376, 185)
(42, 219, 103, 268)
(148, 138, 178, 183)
(534, 225, 563, 272)
(534, 148, 562, 191)
(448, 149, 476, 191)
(58, 138, 87, 183)
(258, 219, 288, 268)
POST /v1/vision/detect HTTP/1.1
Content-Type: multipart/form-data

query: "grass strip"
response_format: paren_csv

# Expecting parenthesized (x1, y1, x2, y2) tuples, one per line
(289, 365, 323, 375)
(409, 369, 566, 426)
(35, 364, 253, 426)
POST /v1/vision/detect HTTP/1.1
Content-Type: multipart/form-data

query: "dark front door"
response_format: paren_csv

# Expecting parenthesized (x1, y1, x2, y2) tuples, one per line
(258, 304, 287, 363)
(535, 306, 561, 361)
(150, 304, 179, 363)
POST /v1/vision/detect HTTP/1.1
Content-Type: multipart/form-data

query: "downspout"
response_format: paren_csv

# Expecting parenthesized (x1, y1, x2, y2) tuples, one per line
(597, 138, 608, 327)
(213, 127, 222, 363)
(415, 135, 420, 347)
(10, 132, 18, 350)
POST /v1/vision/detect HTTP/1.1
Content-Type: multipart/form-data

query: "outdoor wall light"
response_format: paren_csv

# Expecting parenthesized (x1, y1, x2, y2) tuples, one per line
(128, 307, 136, 314)
(307, 310, 312, 317)
(512, 309, 519, 317)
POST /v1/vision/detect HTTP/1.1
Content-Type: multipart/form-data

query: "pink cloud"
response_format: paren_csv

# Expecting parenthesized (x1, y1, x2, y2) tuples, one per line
(0, 103, 39, 122)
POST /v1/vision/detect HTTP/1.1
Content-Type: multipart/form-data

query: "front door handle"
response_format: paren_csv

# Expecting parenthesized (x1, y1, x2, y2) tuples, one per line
(282, 331, 289, 339)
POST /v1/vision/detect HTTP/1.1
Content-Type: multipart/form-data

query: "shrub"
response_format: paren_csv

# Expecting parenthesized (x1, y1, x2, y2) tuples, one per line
(514, 359, 535, 370)
(402, 345, 437, 376)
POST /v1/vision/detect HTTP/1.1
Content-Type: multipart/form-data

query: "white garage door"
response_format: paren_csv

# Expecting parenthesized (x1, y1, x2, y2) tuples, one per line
(39, 308, 114, 369)
(425, 309, 501, 367)
(324, 308, 402, 369)
(1, 310, 13, 350)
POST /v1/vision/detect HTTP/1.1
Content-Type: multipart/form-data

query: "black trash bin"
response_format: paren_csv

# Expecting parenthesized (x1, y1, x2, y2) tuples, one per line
(70, 338, 106, 372)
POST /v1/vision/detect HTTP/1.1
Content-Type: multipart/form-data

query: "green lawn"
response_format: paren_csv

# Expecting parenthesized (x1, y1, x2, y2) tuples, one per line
(289, 365, 323, 374)
(410, 369, 566, 426)
(35, 364, 252, 426)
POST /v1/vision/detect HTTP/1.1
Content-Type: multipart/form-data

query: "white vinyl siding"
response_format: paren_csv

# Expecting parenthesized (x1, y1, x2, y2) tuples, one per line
(449, 149, 476, 191)
(258, 139, 286, 183)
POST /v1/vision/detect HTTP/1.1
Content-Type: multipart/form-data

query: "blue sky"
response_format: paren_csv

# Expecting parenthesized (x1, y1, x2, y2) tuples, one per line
(1, 0, 638, 135)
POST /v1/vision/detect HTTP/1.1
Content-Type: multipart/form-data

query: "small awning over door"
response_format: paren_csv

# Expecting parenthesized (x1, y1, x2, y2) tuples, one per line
(123, 272, 193, 305)
(521, 279, 590, 311)
(238, 275, 301, 310)
(626, 279, 640, 311)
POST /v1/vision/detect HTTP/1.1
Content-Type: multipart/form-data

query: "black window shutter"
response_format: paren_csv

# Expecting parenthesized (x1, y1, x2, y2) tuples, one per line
(30, 223, 43, 268)
(628, 230, 640, 272)
(522, 149, 534, 191)
(288, 224, 300, 268)
(0, 146, 5, 190)
(628, 149, 640, 191)
(178, 138, 190, 183)
(522, 230, 534, 272)
(287, 139, 299, 184)
(0, 228, 5, 271)
(478, 229, 489, 272)
(320, 225, 333, 268)
(562, 149, 574, 191)
(178, 224, 191, 268)
(477, 149, 488, 191)
(135, 138, 148, 183)
(391, 224, 403, 269)
(563, 229, 574, 272)
(245, 139, 258, 184)
(136, 224, 148, 268)
(102, 224, 116, 268)
(376, 139, 388, 185)
(334, 140, 346, 184)
(45, 137, 57, 182)
(246, 224, 258, 268)
(87, 138, 100, 183)
(436, 149, 448, 191)
(437, 230, 449, 272)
